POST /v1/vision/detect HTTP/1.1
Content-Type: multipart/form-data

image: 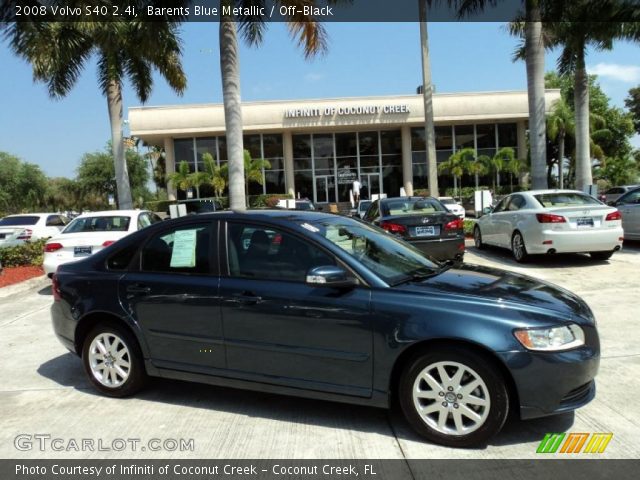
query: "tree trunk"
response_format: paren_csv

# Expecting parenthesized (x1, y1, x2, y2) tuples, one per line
(574, 55, 592, 191)
(419, 0, 439, 197)
(220, 11, 246, 210)
(524, 2, 547, 190)
(558, 130, 565, 188)
(107, 79, 132, 209)
(475, 172, 479, 189)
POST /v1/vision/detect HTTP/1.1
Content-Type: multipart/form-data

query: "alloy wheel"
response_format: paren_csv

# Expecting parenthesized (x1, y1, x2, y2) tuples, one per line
(88, 332, 132, 388)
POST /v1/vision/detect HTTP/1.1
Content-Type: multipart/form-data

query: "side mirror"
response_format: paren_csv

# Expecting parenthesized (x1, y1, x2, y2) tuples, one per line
(482, 207, 492, 215)
(306, 265, 357, 289)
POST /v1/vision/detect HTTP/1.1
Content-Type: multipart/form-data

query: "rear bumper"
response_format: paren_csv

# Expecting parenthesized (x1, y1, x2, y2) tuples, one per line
(525, 227, 624, 254)
(408, 236, 465, 261)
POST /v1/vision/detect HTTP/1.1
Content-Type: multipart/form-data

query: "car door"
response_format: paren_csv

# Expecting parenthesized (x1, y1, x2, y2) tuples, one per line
(219, 220, 373, 398)
(482, 196, 511, 246)
(118, 220, 226, 372)
(618, 190, 640, 238)
(496, 194, 526, 246)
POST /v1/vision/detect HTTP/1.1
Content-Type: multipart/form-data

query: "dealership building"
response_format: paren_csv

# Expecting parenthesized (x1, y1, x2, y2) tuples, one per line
(129, 89, 560, 204)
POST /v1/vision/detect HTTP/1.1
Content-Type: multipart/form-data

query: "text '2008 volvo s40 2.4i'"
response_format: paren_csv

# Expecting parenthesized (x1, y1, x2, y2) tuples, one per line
(50, 210, 599, 447)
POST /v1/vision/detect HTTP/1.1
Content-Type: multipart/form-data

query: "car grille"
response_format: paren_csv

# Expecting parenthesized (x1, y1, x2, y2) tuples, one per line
(560, 382, 592, 406)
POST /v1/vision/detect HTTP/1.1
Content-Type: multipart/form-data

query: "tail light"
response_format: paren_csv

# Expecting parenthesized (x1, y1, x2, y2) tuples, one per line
(380, 221, 407, 235)
(17, 228, 32, 240)
(44, 242, 63, 253)
(536, 213, 566, 223)
(102, 240, 116, 247)
(272, 233, 282, 245)
(444, 218, 464, 231)
(605, 211, 622, 221)
(51, 273, 61, 302)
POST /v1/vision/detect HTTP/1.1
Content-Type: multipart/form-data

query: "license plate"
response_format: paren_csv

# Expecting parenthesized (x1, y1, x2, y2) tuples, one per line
(576, 217, 594, 227)
(74, 246, 92, 257)
(415, 226, 438, 237)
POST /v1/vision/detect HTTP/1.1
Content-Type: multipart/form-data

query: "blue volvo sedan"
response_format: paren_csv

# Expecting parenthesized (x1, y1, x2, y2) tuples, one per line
(50, 210, 599, 447)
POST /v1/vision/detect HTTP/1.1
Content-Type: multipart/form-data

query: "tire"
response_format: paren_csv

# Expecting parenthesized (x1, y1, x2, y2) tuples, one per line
(398, 346, 509, 448)
(590, 251, 614, 261)
(82, 323, 147, 397)
(473, 226, 485, 250)
(511, 231, 528, 263)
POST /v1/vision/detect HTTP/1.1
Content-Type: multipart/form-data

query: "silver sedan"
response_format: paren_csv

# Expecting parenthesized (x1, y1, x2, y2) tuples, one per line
(473, 190, 624, 262)
(611, 186, 640, 240)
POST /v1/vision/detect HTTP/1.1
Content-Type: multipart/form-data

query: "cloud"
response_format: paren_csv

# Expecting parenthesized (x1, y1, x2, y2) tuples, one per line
(304, 73, 325, 82)
(587, 63, 640, 83)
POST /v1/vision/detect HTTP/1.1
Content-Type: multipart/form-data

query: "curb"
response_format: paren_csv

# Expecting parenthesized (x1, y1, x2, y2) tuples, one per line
(0, 274, 50, 299)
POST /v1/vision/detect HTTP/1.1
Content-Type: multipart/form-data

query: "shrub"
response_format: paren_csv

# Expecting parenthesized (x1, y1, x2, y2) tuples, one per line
(0, 239, 46, 267)
(144, 200, 173, 213)
(248, 194, 293, 208)
(413, 189, 430, 197)
(463, 219, 476, 236)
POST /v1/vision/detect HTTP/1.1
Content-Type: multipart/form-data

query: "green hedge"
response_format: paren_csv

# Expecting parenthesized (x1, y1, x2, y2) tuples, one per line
(463, 219, 476, 236)
(0, 239, 46, 267)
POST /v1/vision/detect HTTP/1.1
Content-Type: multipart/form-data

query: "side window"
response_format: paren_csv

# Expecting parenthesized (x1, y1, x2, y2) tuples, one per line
(138, 213, 151, 230)
(46, 215, 65, 227)
(107, 244, 138, 271)
(226, 223, 335, 282)
(141, 224, 212, 274)
(507, 195, 526, 211)
(622, 191, 640, 204)
(493, 197, 510, 213)
(365, 201, 379, 221)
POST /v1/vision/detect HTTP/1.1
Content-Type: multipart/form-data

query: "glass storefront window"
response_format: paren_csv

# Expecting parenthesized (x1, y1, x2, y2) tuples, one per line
(313, 134, 334, 170)
(294, 158, 312, 170)
(411, 127, 425, 151)
(294, 171, 314, 201)
(454, 125, 474, 149)
(293, 134, 312, 158)
(498, 123, 517, 147)
(359, 131, 379, 155)
(174, 138, 195, 171)
(380, 130, 401, 154)
(475, 124, 496, 149)
(381, 154, 401, 166)
(382, 166, 402, 197)
(263, 134, 283, 158)
(435, 126, 453, 149)
(217, 136, 227, 161)
(335, 133, 357, 156)
(243, 134, 262, 158)
(360, 155, 379, 168)
(437, 150, 453, 164)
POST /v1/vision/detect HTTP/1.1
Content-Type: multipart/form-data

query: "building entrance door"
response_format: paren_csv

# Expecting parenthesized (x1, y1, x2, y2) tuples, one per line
(361, 173, 380, 200)
(315, 175, 334, 204)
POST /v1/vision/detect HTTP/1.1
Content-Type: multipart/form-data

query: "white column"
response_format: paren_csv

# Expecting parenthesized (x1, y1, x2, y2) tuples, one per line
(283, 131, 295, 197)
(164, 137, 177, 201)
(401, 125, 414, 196)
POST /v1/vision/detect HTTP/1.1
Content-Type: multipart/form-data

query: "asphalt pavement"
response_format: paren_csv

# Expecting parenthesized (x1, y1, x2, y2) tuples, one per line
(0, 241, 639, 459)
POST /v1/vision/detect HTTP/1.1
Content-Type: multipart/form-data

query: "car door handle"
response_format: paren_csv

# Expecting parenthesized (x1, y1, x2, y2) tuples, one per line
(126, 284, 151, 295)
(231, 292, 262, 305)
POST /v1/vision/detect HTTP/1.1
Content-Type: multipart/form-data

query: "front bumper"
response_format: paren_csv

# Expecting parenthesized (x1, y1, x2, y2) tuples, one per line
(498, 345, 600, 420)
(408, 236, 465, 261)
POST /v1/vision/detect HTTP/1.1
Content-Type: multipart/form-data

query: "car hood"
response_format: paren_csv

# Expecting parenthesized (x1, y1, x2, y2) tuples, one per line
(396, 263, 594, 323)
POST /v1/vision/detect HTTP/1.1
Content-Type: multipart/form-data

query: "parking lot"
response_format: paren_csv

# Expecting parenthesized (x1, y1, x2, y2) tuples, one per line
(1, 240, 639, 460)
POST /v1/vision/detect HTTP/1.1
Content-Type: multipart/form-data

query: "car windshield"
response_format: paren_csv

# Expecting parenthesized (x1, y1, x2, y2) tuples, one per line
(301, 217, 440, 285)
(0, 216, 40, 226)
(359, 201, 372, 211)
(63, 216, 131, 233)
(384, 198, 446, 216)
(296, 201, 315, 210)
(439, 198, 456, 205)
(534, 192, 601, 208)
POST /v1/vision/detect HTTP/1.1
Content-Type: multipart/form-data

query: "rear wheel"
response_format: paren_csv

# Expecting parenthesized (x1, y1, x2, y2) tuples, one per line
(511, 231, 528, 263)
(82, 323, 147, 397)
(398, 347, 509, 448)
(590, 251, 614, 261)
(473, 226, 485, 249)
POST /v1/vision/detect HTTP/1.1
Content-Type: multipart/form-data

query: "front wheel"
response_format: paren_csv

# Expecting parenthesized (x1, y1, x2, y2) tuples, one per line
(473, 226, 485, 249)
(590, 251, 614, 261)
(398, 347, 509, 448)
(511, 231, 528, 263)
(82, 323, 147, 397)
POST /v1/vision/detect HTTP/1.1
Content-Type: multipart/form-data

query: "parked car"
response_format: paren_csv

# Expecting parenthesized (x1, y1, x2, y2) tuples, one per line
(0, 213, 69, 248)
(294, 200, 315, 211)
(599, 185, 640, 204)
(362, 196, 464, 262)
(473, 190, 623, 262)
(350, 200, 372, 219)
(438, 197, 466, 219)
(168, 198, 224, 216)
(611, 186, 640, 240)
(51, 210, 599, 447)
(43, 210, 161, 277)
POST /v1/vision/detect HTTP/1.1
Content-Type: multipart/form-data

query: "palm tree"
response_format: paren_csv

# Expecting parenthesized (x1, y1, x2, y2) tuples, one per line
(166, 161, 196, 196)
(459, 1, 550, 190)
(505, 155, 526, 192)
(219, 1, 334, 210)
(192, 153, 228, 199)
(544, 2, 640, 190)
(454, 148, 482, 189)
(439, 151, 465, 197)
(5, 16, 187, 209)
(546, 100, 574, 188)
(243, 150, 271, 204)
(492, 147, 516, 192)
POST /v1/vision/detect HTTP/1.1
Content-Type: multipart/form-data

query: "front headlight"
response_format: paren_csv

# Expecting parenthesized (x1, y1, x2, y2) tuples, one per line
(513, 324, 585, 351)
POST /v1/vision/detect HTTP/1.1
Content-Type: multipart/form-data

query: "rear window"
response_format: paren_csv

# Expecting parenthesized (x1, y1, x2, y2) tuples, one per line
(295, 201, 315, 210)
(384, 198, 447, 216)
(534, 193, 601, 208)
(439, 198, 456, 205)
(63, 216, 131, 233)
(0, 216, 40, 226)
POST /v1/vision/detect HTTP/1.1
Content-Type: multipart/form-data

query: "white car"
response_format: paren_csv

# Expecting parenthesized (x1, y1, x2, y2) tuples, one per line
(350, 200, 372, 219)
(43, 210, 161, 276)
(438, 197, 465, 219)
(0, 213, 70, 248)
(473, 189, 623, 262)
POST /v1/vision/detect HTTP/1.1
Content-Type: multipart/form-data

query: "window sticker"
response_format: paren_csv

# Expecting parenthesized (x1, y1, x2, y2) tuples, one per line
(300, 223, 320, 233)
(170, 229, 198, 268)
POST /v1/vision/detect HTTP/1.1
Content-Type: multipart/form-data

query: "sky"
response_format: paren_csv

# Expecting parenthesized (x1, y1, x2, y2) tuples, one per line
(1, 21, 639, 179)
